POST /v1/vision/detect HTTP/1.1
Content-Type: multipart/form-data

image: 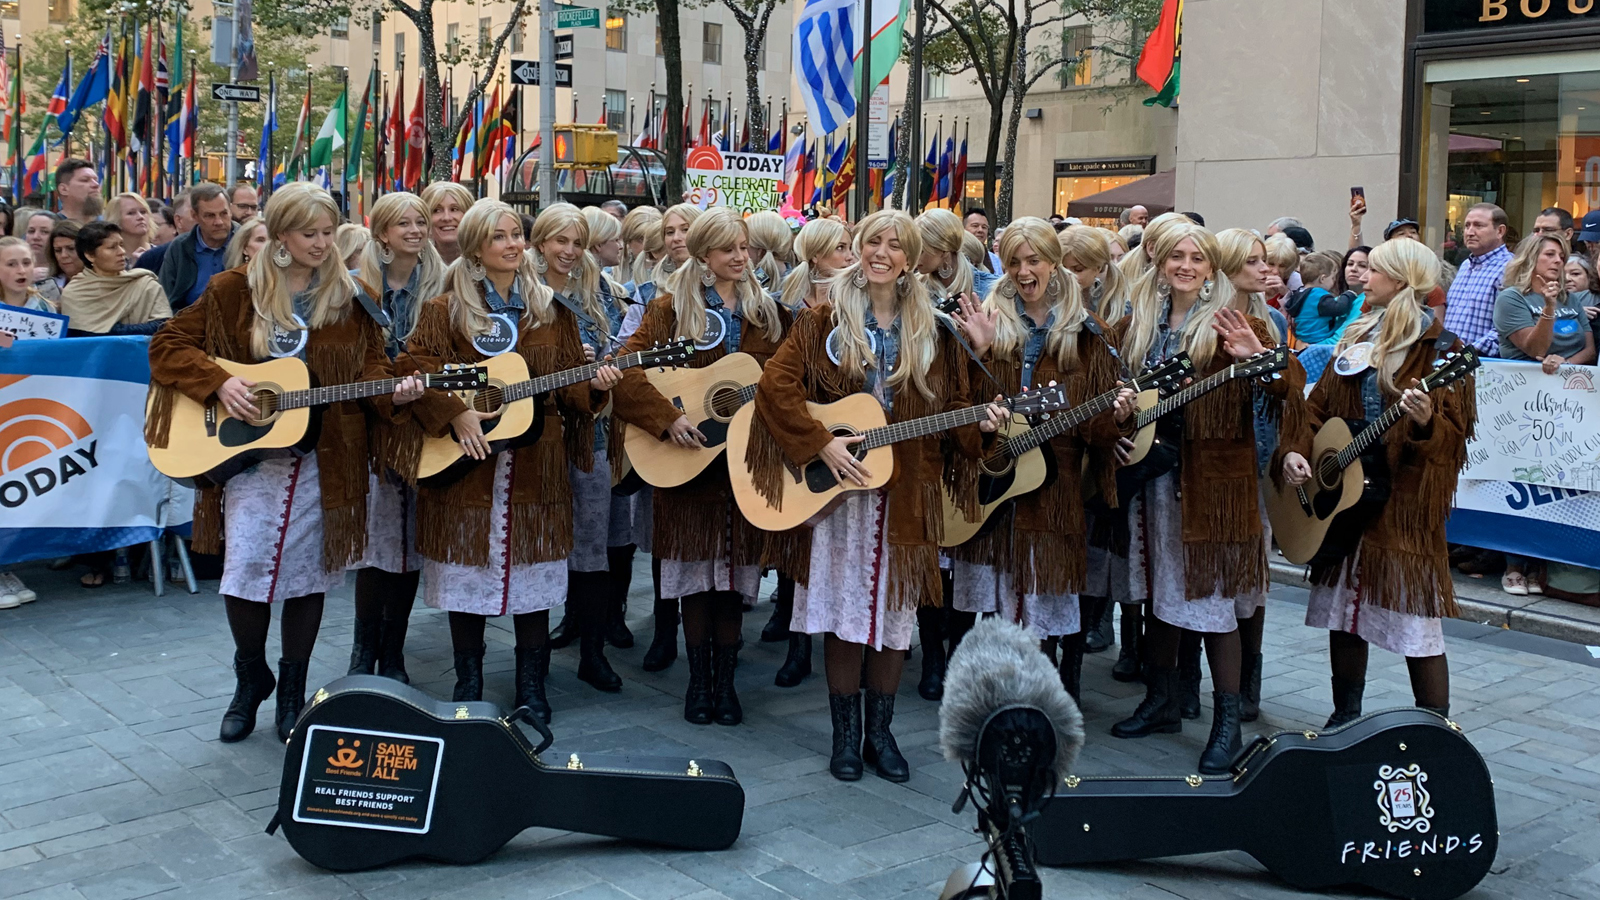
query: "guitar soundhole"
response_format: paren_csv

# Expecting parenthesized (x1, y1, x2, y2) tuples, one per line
(244, 385, 284, 426)
(1315, 451, 1342, 492)
(471, 381, 508, 415)
(704, 382, 742, 422)
(979, 452, 1014, 479)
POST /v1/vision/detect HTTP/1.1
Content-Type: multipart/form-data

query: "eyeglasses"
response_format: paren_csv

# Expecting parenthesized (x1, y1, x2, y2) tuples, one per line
(234, 203, 260, 214)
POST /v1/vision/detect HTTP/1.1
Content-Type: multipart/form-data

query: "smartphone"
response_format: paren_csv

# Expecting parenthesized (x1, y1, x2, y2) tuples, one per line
(1351, 186, 1366, 201)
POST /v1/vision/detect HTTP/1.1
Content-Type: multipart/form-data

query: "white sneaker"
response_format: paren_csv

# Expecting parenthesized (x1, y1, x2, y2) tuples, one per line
(0, 574, 19, 610)
(2, 572, 36, 604)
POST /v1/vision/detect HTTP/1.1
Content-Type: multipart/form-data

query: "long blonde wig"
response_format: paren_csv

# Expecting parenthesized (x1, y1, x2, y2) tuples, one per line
(916, 208, 975, 299)
(1334, 239, 1441, 393)
(420, 182, 475, 259)
(225, 216, 266, 270)
(582, 205, 631, 300)
(985, 217, 1089, 371)
(832, 210, 939, 399)
(245, 183, 357, 359)
(745, 210, 793, 288)
(778, 217, 849, 311)
(1116, 211, 1187, 285)
(444, 200, 553, 339)
(530, 203, 608, 328)
(1121, 221, 1239, 374)
(652, 203, 703, 287)
(1502, 232, 1571, 301)
(622, 205, 663, 286)
(1214, 228, 1280, 327)
(357, 192, 447, 343)
(1059, 224, 1127, 322)
(668, 207, 784, 344)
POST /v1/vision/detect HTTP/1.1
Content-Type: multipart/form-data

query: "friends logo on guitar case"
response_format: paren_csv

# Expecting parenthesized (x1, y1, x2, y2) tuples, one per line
(292, 725, 445, 834)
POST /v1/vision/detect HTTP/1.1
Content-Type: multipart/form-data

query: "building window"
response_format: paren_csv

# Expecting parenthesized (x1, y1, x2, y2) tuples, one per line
(708, 99, 722, 130)
(703, 22, 722, 65)
(924, 70, 948, 100)
(606, 10, 627, 52)
(446, 23, 460, 58)
(511, 20, 525, 54)
(606, 89, 627, 133)
(0, 0, 19, 16)
(331, 16, 350, 39)
(479, 17, 492, 55)
(48, 0, 71, 22)
(656, 24, 664, 58)
(371, 10, 384, 45)
(1061, 26, 1093, 87)
(394, 33, 407, 71)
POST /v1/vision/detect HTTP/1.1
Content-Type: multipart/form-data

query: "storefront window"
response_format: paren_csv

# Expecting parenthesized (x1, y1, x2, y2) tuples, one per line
(1420, 51, 1600, 261)
(1055, 174, 1140, 224)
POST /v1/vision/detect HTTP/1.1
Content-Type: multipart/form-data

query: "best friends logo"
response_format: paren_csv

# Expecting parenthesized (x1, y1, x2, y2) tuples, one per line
(0, 387, 101, 509)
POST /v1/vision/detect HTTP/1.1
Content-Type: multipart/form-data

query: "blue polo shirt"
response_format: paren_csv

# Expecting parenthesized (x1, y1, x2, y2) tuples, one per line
(185, 230, 231, 309)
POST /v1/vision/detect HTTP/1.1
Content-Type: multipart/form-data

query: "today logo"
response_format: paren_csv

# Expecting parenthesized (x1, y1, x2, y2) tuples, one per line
(0, 395, 101, 509)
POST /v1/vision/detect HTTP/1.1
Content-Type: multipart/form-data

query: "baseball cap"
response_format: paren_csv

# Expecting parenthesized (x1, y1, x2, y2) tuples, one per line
(1577, 210, 1600, 243)
(1384, 218, 1420, 240)
(1281, 225, 1315, 253)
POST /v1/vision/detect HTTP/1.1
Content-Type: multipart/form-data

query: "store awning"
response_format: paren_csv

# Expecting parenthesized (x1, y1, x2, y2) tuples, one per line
(1065, 169, 1176, 220)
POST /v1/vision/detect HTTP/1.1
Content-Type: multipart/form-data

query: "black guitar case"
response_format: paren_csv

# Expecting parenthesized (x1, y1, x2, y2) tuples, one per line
(1034, 709, 1496, 900)
(269, 676, 745, 871)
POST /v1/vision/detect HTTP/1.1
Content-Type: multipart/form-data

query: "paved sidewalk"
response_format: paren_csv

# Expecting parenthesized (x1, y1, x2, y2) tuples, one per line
(1, 561, 1598, 900)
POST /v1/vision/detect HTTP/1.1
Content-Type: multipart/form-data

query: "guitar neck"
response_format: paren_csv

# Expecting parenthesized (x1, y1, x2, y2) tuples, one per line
(503, 349, 651, 403)
(1334, 401, 1408, 470)
(859, 401, 1001, 451)
(1002, 381, 1135, 458)
(279, 375, 436, 410)
(1136, 363, 1246, 428)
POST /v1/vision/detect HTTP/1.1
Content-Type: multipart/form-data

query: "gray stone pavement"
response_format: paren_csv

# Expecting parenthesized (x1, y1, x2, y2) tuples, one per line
(2, 559, 1598, 900)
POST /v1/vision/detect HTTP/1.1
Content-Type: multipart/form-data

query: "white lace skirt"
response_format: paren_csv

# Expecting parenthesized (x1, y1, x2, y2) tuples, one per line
(630, 487, 654, 555)
(792, 489, 917, 651)
(1128, 473, 1253, 634)
(422, 453, 567, 616)
(1305, 552, 1445, 658)
(569, 462, 613, 572)
(355, 472, 420, 574)
(952, 558, 1081, 640)
(220, 453, 345, 604)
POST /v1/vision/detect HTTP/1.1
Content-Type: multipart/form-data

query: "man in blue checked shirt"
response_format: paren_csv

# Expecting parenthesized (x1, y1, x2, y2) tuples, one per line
(1444, 203, 1513, 354)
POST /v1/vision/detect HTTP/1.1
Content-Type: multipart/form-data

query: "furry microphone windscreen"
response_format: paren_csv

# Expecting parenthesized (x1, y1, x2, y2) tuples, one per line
(938, 617, 1086, 782)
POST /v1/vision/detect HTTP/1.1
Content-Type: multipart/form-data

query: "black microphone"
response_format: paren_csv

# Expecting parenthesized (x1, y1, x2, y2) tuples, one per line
(938, 617, 1085, 900)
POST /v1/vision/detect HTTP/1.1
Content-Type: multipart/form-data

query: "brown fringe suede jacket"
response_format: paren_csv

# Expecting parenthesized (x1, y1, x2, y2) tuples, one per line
(146, 268, 402, 571)
(395, 292, 598, 568)
(1110, 314, 1308, 600)
(1275, 317, 1475, 619)
(608, 291, 793, 569)
(950, 313, 1126, 596)
(746, 304, 986, 611)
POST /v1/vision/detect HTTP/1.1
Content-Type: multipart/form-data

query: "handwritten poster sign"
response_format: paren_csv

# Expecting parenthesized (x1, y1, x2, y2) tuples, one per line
(0, 302, 68, 340)
(1463, 360, 1600, 491)
(683, 147, 785, 214)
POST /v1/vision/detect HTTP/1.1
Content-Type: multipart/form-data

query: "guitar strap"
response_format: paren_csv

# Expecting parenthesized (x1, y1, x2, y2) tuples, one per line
(550, 289, 600, 333)
(352, 285, 391, 329)
(935, 312, 1001, 393)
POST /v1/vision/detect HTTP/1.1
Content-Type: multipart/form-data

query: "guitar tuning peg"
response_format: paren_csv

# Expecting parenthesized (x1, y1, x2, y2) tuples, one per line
(1271, 372, 1283, 380)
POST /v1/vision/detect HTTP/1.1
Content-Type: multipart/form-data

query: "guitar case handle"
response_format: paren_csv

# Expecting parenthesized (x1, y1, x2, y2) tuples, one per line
(1230, 734, 1275, 779)
(505, 705, 556, 755)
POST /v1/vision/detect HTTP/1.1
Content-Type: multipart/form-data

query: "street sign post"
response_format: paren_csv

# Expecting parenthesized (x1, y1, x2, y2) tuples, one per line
(212, 82, 261, 103)
(554, 6, 601, 28)
(555, 34, 574, 60)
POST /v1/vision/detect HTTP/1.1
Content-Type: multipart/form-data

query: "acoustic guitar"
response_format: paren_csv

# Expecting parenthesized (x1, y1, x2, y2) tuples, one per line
(270, 675, 744, 871)
(938, 354, 1194, 547)
(726, 385, 1070, 532)
(145, 357, 488, 485)
(1034, 709, 1496, 900)
(415, 340, 694, 482)
(1112, 346, 1291, 499)
(1266, 347, 1478, 568)
(620, 351, 763, 489)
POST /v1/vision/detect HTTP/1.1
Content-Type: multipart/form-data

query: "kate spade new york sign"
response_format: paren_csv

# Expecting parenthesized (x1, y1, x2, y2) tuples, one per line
(1426, 0, 1598, 33)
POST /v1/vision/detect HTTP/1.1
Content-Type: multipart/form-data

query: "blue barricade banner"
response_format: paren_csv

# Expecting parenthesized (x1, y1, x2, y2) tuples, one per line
(0, 336, 193, 565)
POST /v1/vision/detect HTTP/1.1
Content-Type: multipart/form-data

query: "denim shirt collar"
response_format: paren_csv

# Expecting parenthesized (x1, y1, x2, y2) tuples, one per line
(483, 277, 526, 313)
(862, 308, 902, 410)
(704, 285, 744, 353)
(1017, 296, 1057, 389)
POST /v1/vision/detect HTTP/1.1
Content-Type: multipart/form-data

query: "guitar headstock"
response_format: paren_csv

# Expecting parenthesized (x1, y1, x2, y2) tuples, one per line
(1422, 346, 1481, 392)
(1008, 384, 1071, 416)
(934, 295, 962, 317)
(1135, 353, 1194, 393)
(1235, 346, 1291, 382)
(429, 365, 491, 390)
(639, 338, 695, 367)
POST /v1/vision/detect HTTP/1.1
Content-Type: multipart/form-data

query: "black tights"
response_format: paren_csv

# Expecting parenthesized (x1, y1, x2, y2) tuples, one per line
(224, 594, 324, 662)
(353, 568, 420, 623)
(824, 634, 904, 696)
(681, 591, 743, 648)
(1329, 631, 1449, 709)
(447, 610, 549, 652)
(1238, 606, 1265, 659)
(1145, 614, 1242, 694)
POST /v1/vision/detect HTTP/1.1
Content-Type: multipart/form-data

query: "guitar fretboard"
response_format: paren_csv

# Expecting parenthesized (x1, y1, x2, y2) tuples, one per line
(859, 402, 1003, 451)
(1335, 404, 1408, 471)
(276, 376, 438, 411)
(1001, 372, 1162, 458)
(503, 348, 654, 403)
(1136, 359, 1266, 427)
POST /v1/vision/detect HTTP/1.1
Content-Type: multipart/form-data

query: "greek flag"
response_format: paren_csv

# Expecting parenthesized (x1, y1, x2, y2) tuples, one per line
(794, 0, 857, 135)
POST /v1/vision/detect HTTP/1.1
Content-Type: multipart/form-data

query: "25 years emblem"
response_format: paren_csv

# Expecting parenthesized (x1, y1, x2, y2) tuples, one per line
(1375, 763, 1434, 833)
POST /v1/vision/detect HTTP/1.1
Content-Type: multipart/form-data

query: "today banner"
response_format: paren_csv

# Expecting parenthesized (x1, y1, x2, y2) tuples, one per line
(683, 146, 786, 214)
(0, 336, 192, 565)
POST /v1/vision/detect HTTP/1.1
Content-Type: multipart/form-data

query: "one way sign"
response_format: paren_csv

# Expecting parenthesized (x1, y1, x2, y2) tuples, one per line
(509, 59, 571, 87)
(210, 83, 261, 102)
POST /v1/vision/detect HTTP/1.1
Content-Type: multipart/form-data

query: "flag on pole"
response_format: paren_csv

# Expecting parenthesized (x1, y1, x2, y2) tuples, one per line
(286, 79, 311, 180)
(853, 0, 910, 93)
(477, 86, 502, 177)
(385, 77, 406, 191)
(180, 64, 197, 162)
(350, 68, 373, 212)
(452, 97, 474, 181)
(831, 138, 855, 204)
(131, 21, 154, 153)
(163, 23, 183, 179)
(104, 29, 128, 152)
(307, 85, 347, 171)
(881, 117, 898, 203)
(23, 120, 50, 195)
(936, 134, 953, 203)
(60, 34, 110, 139)
(783, 134, 805, 197)
(403, 79, 425, 190)
(950, 131, 968, 207)
(257, 74, 277, 186)
(46, 59, 72, 122)
(0, 18, 14, 171)
(920, 124, 938, 204)
(1137, 0, 1182, 106)
(794, 0, 856, 135)
(127, 25, 148, 153)
(697, 100, 710, 149)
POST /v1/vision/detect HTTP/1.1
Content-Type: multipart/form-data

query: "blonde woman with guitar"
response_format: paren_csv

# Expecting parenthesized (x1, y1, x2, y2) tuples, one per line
(1275, 239, 1475, 729)
(611, 207, 790, 727)
(1104, 221, 1306, 776)
(345, 191, 446, 687)
(397, 201, 622, 724)
(948, 217, 1135, 704)
(746, 210, 1003, 783)
(146, 183, 425, 745)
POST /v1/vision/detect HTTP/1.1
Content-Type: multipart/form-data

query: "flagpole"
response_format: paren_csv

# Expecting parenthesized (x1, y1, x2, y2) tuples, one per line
(339, 65, 349, 217)
(853, 0, 872, 219)
(265, 70, 275, 200)
(154, 13, 164, 200)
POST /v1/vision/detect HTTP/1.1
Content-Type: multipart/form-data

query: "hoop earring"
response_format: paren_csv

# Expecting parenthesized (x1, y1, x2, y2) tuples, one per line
(533, 253, 549, 274)
(466, 256, 487, 282)
(851, 267, 868, 289)
(271, 245, 293, 268)
(937, 257, 955, 280)
(1046, 273, 1062, 300)
(377, 242, 395, 265)
(700, 267, 717, 288)
(1156, 280, 1172, 301)
(998, 278, 1017, 300)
